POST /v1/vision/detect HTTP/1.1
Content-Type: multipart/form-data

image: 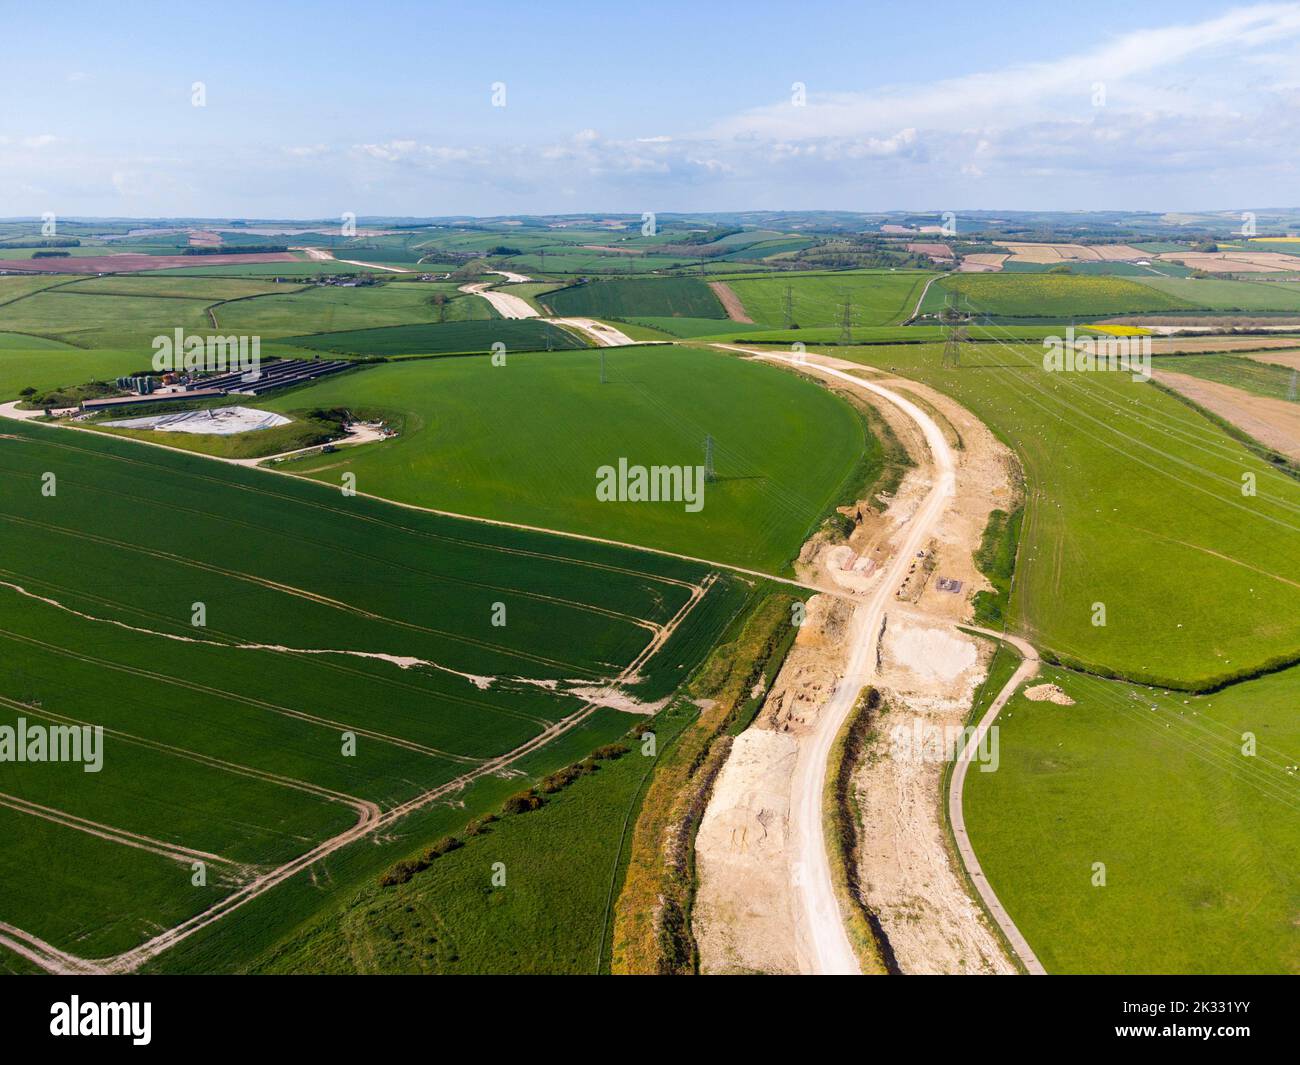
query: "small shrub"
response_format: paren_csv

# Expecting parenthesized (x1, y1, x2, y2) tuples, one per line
(501, 789, 545, 816)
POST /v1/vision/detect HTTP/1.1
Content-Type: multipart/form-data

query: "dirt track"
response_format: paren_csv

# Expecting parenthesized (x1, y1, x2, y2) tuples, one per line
(708, 281, 753, 323)
(696, 347, 958, 974)
(694, 346, 1033, 976)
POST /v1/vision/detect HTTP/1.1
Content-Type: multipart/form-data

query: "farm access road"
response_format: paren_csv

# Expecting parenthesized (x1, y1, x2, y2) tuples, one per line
(700, 345, 1039, 975)
(457, 279, 642, 347)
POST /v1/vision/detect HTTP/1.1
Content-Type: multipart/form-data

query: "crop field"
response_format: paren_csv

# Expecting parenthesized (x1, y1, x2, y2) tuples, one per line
(1132, 276, 1300, 312)
(1153, 353, 1300, 402)
(726, 270, 932, 328)
(212, 283, 464, 337)
(0, 252, 300, 274)
(541, 277, 726, 319)
(0, 333, 78, 351)
(252, 702, 697, 974)
(0, 417, 751, 971)
(262, 346, 874, 572)
(922, 273, 1197, 318)
(0, 274, 88, 306)
(59, 275, 299, 301)
(715, 324, 1073, 346)
(0, 349, 151, 399)
(837, 336, 1300, 688)
(139, 260, 393, 278)
(626, 316, 756, 339)
(0, 290, 217, 347)
(285, 319, 587, 357)
(964, 664, 1300, 974)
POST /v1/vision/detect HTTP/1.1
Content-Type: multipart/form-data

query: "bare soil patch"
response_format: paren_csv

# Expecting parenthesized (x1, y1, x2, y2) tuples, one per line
(708, 280, 753, 323)
(1156, 369, 1300, 460)
(1024, 682, 1075, 705)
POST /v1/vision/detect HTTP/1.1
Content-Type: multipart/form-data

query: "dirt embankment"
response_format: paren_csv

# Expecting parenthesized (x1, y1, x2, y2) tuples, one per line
(691, 355, 1021, 975)
(610, 592, 799, 975)
(708, 281, 753, 323)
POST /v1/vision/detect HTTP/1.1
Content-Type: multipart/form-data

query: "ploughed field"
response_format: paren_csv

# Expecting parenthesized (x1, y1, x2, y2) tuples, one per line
(0, 419, 750, 966)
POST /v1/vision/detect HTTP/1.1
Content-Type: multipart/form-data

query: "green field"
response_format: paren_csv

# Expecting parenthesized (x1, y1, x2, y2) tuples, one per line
(923, 273, 1197, 318)
(837, 335, 1300, 688)
(0, 416, 752, 968)
(1134, 276, 1300, 312)
(1155, 353, 1300, 401)
(0, 290, 216, 347)
(253, 704, 694, 974)
(0, 274, 88, 306)
(965, 665, 1300, 973)
(0, 349, 154, 399)
(262, 346, 874, 572)
(60, 275, 299, 301)
(542, 277, 726, 319)
(727, 270, 932, 328)
(0, 332, 79, 351)
(627, 316, 756, 339)
(285, 319, 586, 357)
(214, 282, 471, 336)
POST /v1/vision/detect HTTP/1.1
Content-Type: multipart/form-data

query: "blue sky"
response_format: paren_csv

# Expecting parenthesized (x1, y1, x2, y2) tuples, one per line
(2, 0, 1298, 217)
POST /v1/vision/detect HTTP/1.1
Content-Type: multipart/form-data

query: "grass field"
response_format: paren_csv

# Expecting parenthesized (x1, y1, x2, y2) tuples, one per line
(542, 277, 726, 319)
(59, 275, 299, 301)
(252, 705, 692, 974)
(213, 283, 465, 337)
(262, 346, 875, 573)
(0, 332, 79, 351)
(1133, 276, 1300, 312)
(1154, 353, 1299, 401)
(964, 664, 1300, 973)
(0, 416, 750, 969)
(727, 270, 932, 328)
(625, 316, 755, 339)
(0, 290, 216, 347)
(0, 349, 154, 399)
(712, 324, 1075, 346)
(836, 335, 1300, 688)
(285, 319, 585, 357)
(923, 273, 1198, 319)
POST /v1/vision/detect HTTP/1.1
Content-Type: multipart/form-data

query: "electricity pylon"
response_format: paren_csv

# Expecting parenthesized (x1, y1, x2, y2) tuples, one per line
(838, 292, 853, 345)
(941, 293, 966, 368)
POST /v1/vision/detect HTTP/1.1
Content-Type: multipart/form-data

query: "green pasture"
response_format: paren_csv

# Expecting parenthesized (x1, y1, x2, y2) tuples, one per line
(0, 418, 740, 964)
(542, 277, 726, 319)
(923, 273, 1197, 318)
(285, 319, 585, 357)
(836, 337, 1300, 688)
(965, 664, 1300, 974)
(727, 269, 932, 328)
(263, 345, 875, 572)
